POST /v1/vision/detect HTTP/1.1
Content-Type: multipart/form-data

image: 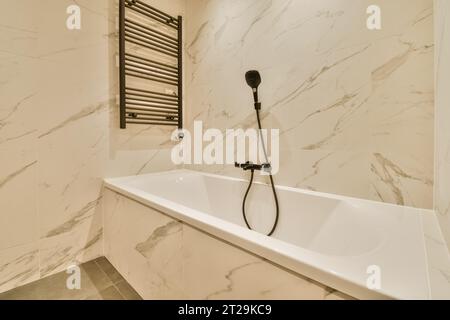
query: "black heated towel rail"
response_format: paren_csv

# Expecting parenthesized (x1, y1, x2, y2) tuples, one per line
(119, 0, 183, 129)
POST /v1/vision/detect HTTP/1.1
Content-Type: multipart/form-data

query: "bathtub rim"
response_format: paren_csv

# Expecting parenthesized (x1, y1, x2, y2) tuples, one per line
(107, 169, 434, 213)
(104, 169, 442, 300)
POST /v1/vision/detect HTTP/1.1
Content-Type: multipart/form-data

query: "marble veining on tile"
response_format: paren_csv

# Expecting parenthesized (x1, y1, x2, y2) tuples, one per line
(104, 190, 354, 300)
(185, 0, 434, 209)
(0, 244, 39, 293)
(0, 0, 441, 298)
(204, 261, 263, 300)
(39, 211, 103, 276)
(135, 221, 182, 259)
(45, 197, 102, 238)
(0, 161, 36, 189)
(371, 153, 433, 206)
(37, 101, 110, 139)
(0, 0, 185, 293)
(435, 0, 450, 255)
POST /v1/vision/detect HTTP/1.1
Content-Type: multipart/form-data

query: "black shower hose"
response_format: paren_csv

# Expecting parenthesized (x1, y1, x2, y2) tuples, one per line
(242, 109, 280, 237)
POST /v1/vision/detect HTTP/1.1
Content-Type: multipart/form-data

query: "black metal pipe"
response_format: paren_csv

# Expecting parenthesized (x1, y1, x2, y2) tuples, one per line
(126, 104, 178, 112)
(125, 33, 178, 57)
(125, 95, 178, 106)
(131, 115, 179, 121)
(126, 112, 178, 119)
(130, 0, 178, 24)
(126, 87, 178, 98)
(125, 70, 178, 86)
(125, 37, 178, 58)
(125, 72, 177, 86)
(125, 25, 178, 52)
(127, 111, 178, 117)
(125, 61, 178, 80)
(124, 19, 178, 46)
(177, 15, 183, 129)
(125, 53, 178, 73)
(126, 93, 178, 104)
(126, 116, 178, 122)
(126, 89, 178, 101)
(119, 0, 127, 129)
(126, 98, 178, 108)
(126, 121, 178, 126)
(125, 66, 178, 82)
(126, 107, 178, 115)
(125, 24, 178, 51)
(125, 3, 178, 29)
(126, 0, 179, 28)
(125, 3, 167, 24)
(125, 102, 178, 111)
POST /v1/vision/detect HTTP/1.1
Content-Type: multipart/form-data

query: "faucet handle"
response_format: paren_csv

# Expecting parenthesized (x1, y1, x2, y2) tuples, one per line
(262, 163, 272, 173)
(235, 161, 265, 172)
(235, 161, 251, 169)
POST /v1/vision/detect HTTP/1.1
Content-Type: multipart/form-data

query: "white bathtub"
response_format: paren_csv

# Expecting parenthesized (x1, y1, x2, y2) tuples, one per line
(104, 170, 450, 300)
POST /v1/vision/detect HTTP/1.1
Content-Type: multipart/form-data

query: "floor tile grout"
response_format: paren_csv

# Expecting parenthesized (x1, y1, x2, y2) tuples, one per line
(94, 258, 120, 284)
(0, 256, 140, 300)
(93, 258, 129, 300)
(111, 282, 127, 300)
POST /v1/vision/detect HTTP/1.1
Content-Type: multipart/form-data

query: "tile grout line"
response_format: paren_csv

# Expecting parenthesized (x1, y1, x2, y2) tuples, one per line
(93, 258, 126, 300)
(111, 282, 127, 300)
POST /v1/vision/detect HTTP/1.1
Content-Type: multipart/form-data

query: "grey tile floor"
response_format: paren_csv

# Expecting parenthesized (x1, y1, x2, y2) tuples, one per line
(0, 257, 142, 300)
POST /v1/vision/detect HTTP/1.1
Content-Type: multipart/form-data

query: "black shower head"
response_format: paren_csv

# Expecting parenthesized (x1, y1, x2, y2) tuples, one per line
(245, 70, 262, 109)
(245, 70, 262, 90)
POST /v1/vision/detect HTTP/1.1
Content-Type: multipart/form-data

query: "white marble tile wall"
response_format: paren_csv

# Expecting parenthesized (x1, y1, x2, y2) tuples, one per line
(0, 0, 184, 293)
(421, 211, 450, 298)
(0, 0, 438, 295)
(184, 0, 434, 209)
(435, 0, 450, 252)
(103, 188, 352, 300)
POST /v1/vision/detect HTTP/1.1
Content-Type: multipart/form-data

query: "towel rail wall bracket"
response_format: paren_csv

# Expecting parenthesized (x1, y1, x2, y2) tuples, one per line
(119, 0, 183, 130)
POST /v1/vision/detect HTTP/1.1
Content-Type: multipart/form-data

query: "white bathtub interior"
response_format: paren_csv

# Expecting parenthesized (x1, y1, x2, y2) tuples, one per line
(120, 172, 400, 257)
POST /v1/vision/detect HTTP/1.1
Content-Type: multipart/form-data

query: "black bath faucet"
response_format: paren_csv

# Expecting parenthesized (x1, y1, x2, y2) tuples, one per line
(235, 161, 271, 173)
